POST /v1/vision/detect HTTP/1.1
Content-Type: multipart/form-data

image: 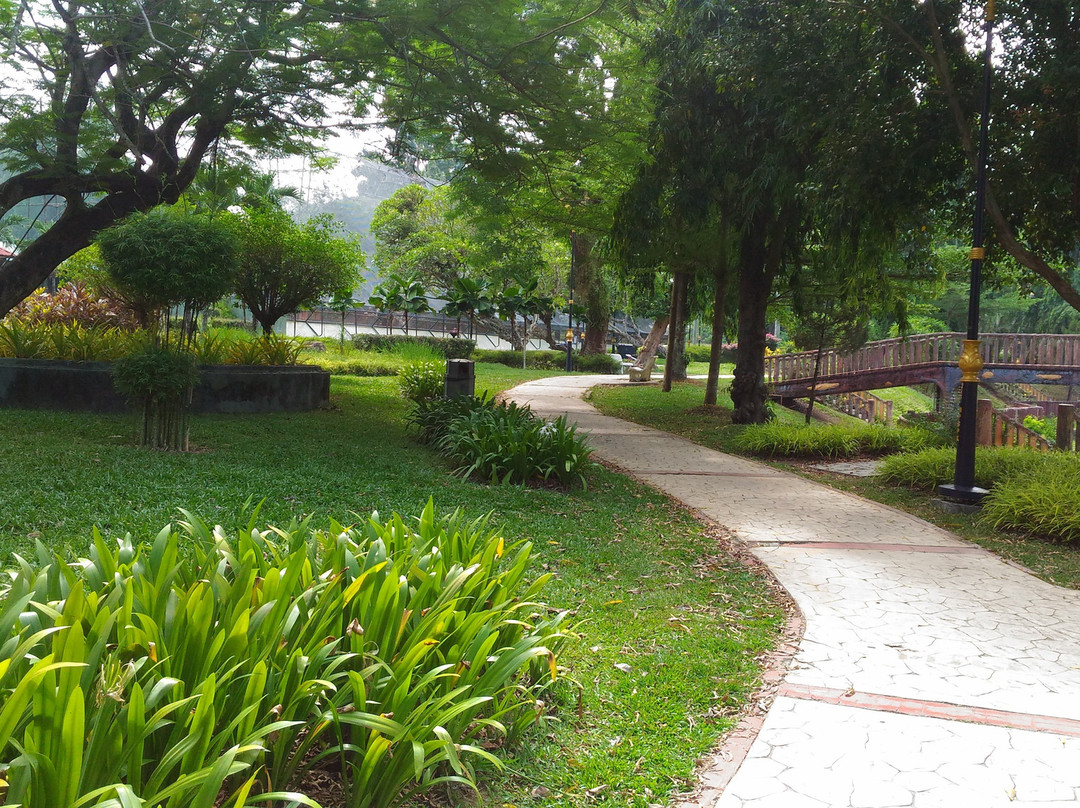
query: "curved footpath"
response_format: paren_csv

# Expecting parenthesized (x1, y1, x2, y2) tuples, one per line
(506, 376, 1080, 808)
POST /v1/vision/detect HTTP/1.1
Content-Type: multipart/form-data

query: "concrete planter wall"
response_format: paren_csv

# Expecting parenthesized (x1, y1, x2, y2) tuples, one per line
(0, 359, 330, 414)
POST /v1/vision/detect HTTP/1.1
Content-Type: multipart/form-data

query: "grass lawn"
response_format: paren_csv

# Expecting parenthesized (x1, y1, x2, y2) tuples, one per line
(0, 363, 786, 807)
(586, 379, 804, 454)
(869, 385, 935, 417)
(589, 379, 1080, 591)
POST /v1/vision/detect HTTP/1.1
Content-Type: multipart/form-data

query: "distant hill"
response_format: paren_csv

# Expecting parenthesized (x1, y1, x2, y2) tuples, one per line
(294, 158, 420, 299)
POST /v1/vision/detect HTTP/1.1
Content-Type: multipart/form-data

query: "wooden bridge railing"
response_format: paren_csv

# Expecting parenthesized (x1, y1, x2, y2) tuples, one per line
(976, 399, 1051, 452)
(824, 390, 893, 424)
(1058, 405, 1080, 452)
(765, 333, 1080, 384)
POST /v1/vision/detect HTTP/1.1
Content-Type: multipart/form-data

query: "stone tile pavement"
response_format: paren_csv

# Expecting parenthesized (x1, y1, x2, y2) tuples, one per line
(506, 376, 1080, 808)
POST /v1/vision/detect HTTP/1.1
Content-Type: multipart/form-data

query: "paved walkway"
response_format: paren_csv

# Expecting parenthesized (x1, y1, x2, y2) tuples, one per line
(506, 376, 1080, 808)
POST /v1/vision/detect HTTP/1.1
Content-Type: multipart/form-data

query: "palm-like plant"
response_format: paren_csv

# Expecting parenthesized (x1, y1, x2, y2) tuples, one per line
(442, 277, 493, 340)
(368, 277, 406, 334)
(398, 274, 432, 336)
(327, 287, 359, 351)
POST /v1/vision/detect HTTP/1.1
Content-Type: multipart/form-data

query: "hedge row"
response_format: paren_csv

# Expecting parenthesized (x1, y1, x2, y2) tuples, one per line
(472, 349, 620, 374)
(352, 334, 476, 359)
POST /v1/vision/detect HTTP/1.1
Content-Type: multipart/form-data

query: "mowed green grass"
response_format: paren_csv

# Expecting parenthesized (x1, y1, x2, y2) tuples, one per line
(0, 363, 785, 807)
(587, 379, 804, 455)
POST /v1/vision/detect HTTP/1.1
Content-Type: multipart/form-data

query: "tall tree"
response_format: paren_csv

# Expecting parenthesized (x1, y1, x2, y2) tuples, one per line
(619, 0, 957, 423)
(0, 0, 612, 315)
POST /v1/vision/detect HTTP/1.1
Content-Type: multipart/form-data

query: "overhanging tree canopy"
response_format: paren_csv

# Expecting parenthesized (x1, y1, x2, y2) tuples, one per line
(0, 0, 609, 316)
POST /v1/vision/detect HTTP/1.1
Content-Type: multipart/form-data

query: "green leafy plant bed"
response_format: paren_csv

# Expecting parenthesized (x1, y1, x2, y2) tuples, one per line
(0, 358, 329, 414)
(0, 502, 567, 807)
(408, 395, 595, 489)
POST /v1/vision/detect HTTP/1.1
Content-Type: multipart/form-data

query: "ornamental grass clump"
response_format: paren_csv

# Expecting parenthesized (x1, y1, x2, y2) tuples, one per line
(436, 400, 594, 489)
(878, 445, 1055, 490)
(398, 358, 446, 404)
(735, 422, 935, 459)
(982, 459, 1080, 543)
(0, 502, 568, 808)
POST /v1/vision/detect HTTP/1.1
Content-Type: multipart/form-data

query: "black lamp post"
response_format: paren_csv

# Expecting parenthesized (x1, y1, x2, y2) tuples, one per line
(938, 0, 995, 504)
(565, 230, 576, 372)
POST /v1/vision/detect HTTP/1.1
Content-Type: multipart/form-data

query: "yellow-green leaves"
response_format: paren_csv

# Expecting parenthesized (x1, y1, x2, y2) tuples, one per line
(0, 504, 567, 808)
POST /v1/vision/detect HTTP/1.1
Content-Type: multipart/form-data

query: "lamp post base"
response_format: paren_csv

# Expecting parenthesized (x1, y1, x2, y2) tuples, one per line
(935, 483, 989, 504)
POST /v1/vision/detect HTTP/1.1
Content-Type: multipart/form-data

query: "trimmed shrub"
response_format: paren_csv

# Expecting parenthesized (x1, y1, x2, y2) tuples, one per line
(0, 503, 569, 808)
(312, 355, 401, 376)
(353, 333, 475, 359)
(207, 316, 257, 331)
(685, 344, 712, 363)
(473, 349, 619, 374)
(574, 353, 621, 373)
(474, 349, 564, 369)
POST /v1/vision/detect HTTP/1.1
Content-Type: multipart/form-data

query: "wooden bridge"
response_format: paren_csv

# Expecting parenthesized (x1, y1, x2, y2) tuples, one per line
(766, 332, 1080, 402)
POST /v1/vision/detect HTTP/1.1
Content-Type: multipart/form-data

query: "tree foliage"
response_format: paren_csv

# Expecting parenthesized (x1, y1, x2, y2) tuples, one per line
(613, 0, 959, 422)
(0, 0, 612, 315)
(96, 207, 236, 340)
(230, 209, 362, 334)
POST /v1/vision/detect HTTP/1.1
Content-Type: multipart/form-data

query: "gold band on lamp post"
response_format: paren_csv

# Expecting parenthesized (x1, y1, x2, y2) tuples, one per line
(959, 339, 984, 383)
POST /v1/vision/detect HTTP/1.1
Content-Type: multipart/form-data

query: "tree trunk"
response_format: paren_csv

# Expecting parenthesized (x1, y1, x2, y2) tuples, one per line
(670, 286, 689, 382)
(705, 263, 729, 407)
(574, 233, 611, 354)
(257, 312, 277, 335)
(731, 233, 772, 424)
(663, 271, 689, 392)
(634, 316, 669, 370)
(541, 311, 556, 348)
(805, 341, 825, 424)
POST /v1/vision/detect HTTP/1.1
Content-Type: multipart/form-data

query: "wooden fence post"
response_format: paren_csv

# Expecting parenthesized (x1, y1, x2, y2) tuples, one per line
(975, 398, 994, 447)
(1057, 404, 1076, 452)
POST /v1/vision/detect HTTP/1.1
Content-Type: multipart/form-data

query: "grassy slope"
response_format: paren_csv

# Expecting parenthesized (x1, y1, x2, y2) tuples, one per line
(0, 364, 785, 807)
(869, 385, 935, 416)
